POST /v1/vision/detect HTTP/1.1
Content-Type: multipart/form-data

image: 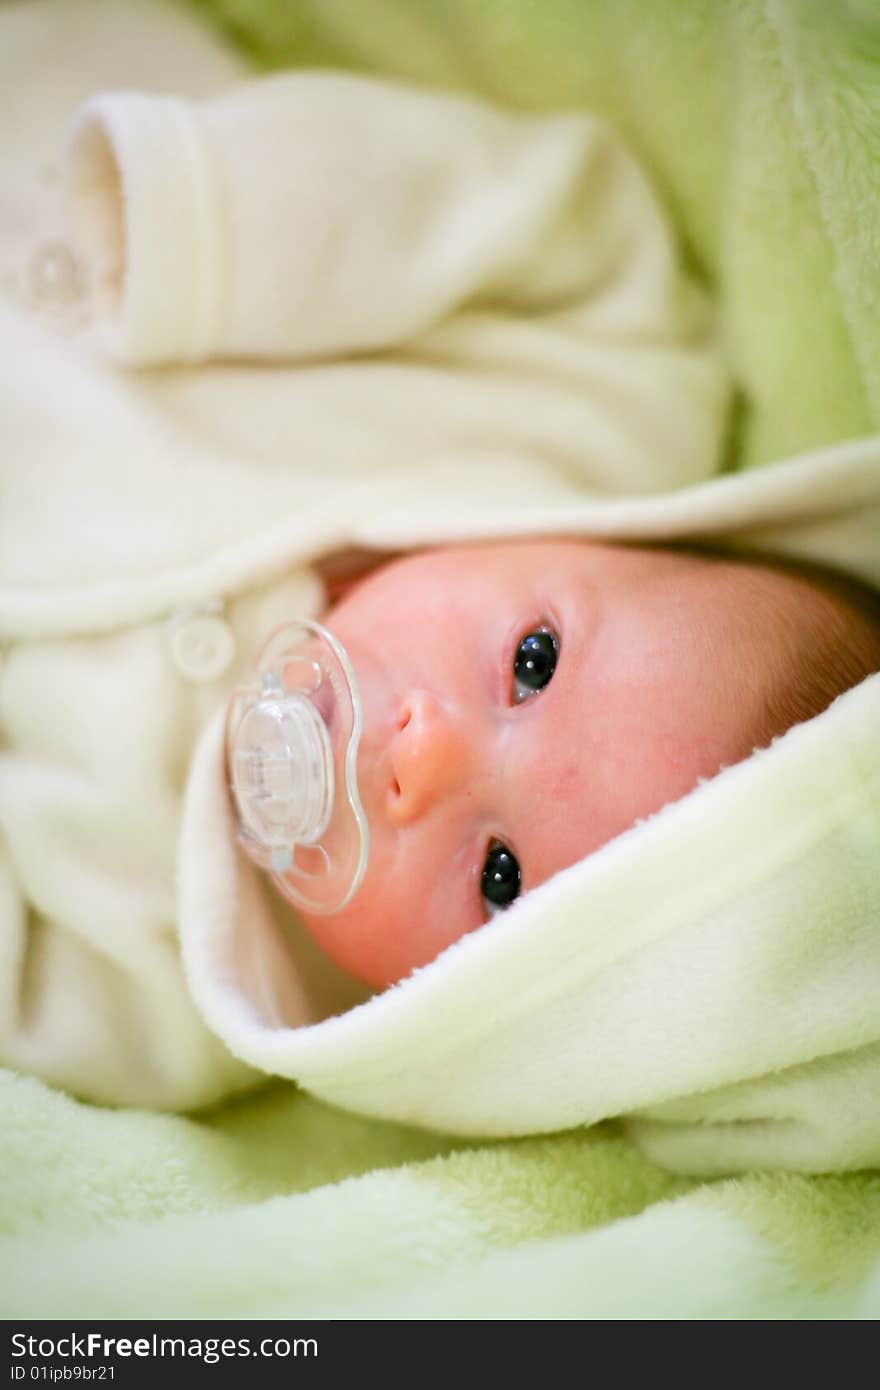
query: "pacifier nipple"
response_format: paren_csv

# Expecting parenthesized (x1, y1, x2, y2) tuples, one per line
(226, 621, 369, 914)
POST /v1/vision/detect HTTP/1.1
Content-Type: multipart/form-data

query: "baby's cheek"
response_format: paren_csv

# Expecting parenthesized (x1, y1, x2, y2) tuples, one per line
(637, 714, 758, 819)
(591, 723, 728, 843)
(296, 889, 394, 989)
(295, 861, 464, 990)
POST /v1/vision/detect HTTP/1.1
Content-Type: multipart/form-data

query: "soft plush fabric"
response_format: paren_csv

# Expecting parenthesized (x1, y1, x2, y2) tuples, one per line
(183, 672, 880, 1178)
(191, 0, 880, 470)
(1, 3, 729, 1106)
(2, 0, 880, 1320)
(3, 1069, 880, 1319)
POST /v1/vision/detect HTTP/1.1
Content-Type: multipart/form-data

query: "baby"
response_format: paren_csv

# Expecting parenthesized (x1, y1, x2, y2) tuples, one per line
(4, 60, 880, 1118)
(263, 536, 880, 991)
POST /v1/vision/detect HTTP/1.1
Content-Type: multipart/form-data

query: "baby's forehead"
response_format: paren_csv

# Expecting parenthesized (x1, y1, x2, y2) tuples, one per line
(342, 539, 856, 653)
(369, 538, 649, 593)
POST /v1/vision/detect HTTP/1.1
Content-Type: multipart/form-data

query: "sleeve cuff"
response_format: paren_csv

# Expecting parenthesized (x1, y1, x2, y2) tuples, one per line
(66, 92, 223, 365)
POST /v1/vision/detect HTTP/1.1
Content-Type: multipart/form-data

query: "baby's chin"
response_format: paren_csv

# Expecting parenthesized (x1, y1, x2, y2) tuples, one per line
(294, 897, 412, 991)
(295, 879, 476, 991)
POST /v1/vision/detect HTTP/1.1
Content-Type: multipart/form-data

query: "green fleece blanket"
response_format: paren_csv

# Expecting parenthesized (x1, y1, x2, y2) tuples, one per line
(3, 1069, 880, 1318)
(191, 0, 880, 467)
(3, 0, 880, 1320)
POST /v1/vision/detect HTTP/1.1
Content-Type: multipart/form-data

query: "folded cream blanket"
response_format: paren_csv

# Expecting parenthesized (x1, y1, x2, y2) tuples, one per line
(1, 0, 879, 1181)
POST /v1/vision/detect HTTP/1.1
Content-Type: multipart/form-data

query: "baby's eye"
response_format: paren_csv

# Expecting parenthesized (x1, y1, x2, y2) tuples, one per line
(481, 840, 521, 916)
(513, 627, 558, 703)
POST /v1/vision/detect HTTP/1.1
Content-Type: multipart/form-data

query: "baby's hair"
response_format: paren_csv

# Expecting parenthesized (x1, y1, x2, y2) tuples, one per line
(694, 545, 880, 745)
(766, 557, 880, 737)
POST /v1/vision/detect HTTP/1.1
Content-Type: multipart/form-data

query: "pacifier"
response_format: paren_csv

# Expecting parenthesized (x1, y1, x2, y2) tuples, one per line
(226, 620, 369, 914)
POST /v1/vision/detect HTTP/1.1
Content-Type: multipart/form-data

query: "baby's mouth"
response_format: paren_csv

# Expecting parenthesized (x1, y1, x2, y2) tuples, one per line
(309, 675, 335, 740)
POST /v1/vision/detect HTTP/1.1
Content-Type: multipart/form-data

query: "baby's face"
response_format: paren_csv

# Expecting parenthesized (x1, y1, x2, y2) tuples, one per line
(295, 540, 793, 988)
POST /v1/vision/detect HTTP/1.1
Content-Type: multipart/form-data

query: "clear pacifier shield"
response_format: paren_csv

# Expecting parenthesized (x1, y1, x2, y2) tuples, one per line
(226, 620, 369, 915)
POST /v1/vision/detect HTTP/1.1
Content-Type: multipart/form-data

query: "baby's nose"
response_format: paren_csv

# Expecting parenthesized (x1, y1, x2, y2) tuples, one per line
(387, 690, 473, 826)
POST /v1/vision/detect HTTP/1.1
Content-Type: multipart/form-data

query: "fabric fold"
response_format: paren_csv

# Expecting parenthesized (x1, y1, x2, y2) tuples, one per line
(179, 670, 880, 1175)
(66, 71, 719, 369)
(68, 93, 222, 363)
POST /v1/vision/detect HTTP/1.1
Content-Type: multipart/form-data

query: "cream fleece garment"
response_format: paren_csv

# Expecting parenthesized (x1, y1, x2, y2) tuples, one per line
(2, 3, 880, 1171)
(0, 16, 731, 1106)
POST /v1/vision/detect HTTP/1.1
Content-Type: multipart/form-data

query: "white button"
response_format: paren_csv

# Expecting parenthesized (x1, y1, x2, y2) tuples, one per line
(169, 614, 236, 683)
(27, 240, 84, 308)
